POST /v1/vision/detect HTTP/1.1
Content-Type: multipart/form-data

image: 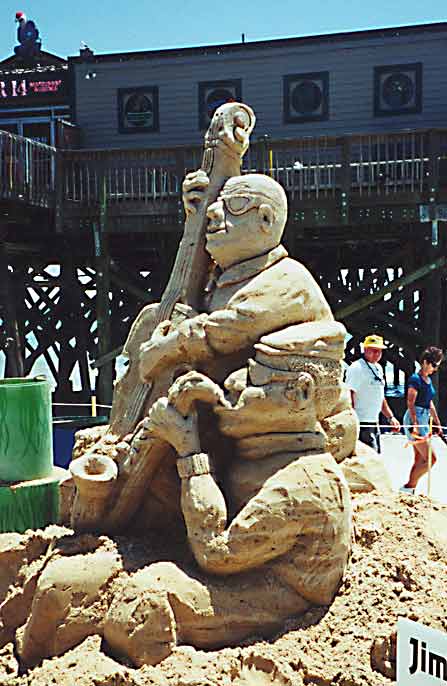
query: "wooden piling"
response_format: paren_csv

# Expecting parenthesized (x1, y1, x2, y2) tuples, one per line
(94, 174, 113, 406)
(0, 245, 24, 377)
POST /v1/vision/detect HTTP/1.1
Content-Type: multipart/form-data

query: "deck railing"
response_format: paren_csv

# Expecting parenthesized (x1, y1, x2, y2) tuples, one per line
(62, 129, 441, 208)
(261, 130, 432, 199)
(0, 130, 57, 208)
(1, 127, 445, 212)
(62, 146, 203, 208)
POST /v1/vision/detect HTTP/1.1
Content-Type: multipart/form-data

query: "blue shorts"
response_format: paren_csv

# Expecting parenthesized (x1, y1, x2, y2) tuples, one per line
(403, 407, 431, 441)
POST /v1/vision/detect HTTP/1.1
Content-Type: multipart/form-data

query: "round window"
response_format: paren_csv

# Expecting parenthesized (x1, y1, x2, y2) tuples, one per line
(205, 89, 234, 120)
(382, 73, 414, 109)
(125, 93, 153, 127)
(291, 80, 322, 114)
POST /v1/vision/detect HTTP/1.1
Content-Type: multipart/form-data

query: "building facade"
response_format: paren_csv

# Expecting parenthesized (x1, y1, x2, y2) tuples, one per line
(70, 22, 447, 149)
(0, 50, 72, 146)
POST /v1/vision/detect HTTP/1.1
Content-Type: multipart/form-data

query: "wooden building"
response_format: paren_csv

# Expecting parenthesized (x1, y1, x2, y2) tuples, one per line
(0, 51, 74, 147)
(70, 22, 447, 147)
(1, 22, 447, 417)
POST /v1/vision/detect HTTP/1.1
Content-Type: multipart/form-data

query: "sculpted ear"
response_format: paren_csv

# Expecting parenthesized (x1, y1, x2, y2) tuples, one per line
(258, 203, 274, 233)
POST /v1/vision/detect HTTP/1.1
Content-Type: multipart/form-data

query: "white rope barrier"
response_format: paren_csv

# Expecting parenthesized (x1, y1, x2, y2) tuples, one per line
(52, 402, 112, 409)
(51, 400, 112, 424)
(52, 419, 107, 425)
(359, 422, 447, 430)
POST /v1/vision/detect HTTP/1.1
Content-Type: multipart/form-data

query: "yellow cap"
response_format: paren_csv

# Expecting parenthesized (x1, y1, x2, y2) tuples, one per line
(362, 334, 386, 349)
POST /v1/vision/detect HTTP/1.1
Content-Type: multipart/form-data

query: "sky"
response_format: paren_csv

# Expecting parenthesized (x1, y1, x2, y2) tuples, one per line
(0, 0, 446, 60)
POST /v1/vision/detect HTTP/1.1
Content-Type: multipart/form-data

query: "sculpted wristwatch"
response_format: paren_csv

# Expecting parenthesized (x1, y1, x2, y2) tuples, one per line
(176, 453, 211, 479)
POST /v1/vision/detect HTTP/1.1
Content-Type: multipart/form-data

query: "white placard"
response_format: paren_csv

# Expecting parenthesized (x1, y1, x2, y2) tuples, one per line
(397, 618, 447, 685)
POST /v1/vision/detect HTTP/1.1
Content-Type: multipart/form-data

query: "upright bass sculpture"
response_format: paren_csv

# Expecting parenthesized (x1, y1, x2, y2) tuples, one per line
(70, 102, 256, 532)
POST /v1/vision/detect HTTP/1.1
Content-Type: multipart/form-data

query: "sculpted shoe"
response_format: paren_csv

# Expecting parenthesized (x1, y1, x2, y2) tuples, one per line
(399, 485, 415, 495)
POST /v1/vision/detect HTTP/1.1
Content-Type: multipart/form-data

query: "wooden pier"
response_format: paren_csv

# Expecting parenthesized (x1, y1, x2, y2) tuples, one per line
(1, 127, 446, 412)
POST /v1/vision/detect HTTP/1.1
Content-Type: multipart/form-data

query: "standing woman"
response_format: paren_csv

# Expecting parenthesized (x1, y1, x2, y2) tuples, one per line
(401, 346, 444, 494)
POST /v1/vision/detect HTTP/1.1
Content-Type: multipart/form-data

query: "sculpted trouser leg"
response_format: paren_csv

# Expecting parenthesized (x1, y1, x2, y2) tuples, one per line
(103, 560, 309, 665)
(175, 568, 309, 647)
(104, 452, 350, 667)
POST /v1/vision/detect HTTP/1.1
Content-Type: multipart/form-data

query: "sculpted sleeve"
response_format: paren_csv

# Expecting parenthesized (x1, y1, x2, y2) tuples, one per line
(180, 451, 352, 602)
(176, 258, 334, 361)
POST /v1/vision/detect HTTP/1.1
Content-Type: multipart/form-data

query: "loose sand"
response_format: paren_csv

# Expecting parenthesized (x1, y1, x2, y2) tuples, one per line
(1, 490, 446, 686)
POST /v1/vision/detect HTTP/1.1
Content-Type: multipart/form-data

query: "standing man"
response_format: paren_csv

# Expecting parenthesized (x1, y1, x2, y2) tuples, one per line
(346, 334, 400, 453)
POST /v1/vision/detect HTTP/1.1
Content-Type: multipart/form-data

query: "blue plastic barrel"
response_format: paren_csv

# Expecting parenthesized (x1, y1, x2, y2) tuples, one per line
(52, 416, 109, 468)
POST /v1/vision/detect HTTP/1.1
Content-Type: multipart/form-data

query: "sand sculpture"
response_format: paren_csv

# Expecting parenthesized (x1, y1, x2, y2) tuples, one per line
(14, 102, 392, 668)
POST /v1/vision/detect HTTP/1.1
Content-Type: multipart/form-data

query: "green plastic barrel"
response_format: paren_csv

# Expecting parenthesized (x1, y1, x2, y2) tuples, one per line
(0, 377, 53, 483)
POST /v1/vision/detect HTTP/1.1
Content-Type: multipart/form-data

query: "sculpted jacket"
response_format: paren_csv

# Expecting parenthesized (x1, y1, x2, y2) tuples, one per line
(166, 244, 334, 381)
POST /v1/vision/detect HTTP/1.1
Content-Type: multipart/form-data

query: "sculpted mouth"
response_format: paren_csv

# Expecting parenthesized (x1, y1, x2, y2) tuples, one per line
(206, 224, 226, 236)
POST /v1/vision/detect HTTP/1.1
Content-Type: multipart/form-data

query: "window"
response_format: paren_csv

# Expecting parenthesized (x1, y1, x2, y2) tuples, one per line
(118, 86, 159, 134)
(283, 72, 329, 123)
(374, 63, 422, 117)
(198, 79, 242, 130)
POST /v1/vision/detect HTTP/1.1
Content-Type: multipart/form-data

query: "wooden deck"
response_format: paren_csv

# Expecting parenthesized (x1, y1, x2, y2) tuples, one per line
(61, 129, 447, 228)
(1, 127, 446, 229)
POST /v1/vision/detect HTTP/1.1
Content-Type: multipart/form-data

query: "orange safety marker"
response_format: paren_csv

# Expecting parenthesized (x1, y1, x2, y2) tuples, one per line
(404, 423, 432, 448)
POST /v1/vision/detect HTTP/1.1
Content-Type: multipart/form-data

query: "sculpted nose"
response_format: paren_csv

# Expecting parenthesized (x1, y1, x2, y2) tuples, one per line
(207, 200, 224, 221)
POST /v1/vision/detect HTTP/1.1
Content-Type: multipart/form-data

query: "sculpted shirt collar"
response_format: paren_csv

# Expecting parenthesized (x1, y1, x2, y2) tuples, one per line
(215, 245, 288, 288)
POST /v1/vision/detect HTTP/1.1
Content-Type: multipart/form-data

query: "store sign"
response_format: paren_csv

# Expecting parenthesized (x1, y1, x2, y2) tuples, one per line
(397, 618, 447, 685)
(0, 75, 67, 101)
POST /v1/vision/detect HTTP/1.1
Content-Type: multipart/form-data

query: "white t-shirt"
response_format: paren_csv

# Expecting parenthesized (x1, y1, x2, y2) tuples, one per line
(345, 358, 385, 423)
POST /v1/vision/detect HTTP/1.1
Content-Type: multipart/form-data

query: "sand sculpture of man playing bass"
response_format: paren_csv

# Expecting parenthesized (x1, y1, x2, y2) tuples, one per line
(18, 103, 361, 667)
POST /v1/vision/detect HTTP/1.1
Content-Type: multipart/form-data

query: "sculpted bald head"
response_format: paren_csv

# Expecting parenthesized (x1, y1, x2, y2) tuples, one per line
(206, 174, 288, 269)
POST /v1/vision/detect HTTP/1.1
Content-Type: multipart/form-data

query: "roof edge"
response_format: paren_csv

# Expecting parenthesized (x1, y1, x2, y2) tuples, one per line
(68, 21, 447, 64)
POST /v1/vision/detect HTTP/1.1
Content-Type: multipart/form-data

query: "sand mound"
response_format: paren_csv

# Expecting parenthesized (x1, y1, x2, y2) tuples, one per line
(1, 491, 446, 686)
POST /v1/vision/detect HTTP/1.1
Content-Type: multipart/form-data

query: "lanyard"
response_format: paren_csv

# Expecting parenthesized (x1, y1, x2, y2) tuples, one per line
(363, 358, 385, 385)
